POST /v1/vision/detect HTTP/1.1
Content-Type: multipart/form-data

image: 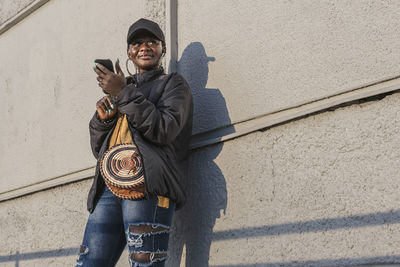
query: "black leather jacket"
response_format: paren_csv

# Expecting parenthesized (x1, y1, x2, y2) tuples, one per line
(87, 68, 193, 212)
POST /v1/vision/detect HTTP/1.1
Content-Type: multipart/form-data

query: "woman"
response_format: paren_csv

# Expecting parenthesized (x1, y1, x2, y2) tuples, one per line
(77, 18, 193, 267)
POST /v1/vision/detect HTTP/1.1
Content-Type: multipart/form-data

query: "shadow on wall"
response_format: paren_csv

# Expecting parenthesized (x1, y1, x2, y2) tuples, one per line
(175, 42, 231, 134)
(166, 42, 230, 267)
(2, 210, 400, 265)
(2, 246, 400, 266)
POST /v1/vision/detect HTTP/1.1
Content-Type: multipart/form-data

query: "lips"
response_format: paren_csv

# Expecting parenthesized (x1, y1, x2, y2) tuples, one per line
(139, 54, 154, 60)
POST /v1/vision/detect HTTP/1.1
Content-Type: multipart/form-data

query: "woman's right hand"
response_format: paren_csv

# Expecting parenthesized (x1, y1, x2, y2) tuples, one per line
(96, 95, 118, 121)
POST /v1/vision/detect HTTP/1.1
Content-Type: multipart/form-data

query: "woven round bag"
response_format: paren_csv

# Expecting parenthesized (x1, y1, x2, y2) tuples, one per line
(104, 178, 146, 200)
(100, 143, 146, 199)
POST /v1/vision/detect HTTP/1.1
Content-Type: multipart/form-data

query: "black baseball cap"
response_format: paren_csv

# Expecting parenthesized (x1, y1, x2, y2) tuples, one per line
(127, 18, 165, 44)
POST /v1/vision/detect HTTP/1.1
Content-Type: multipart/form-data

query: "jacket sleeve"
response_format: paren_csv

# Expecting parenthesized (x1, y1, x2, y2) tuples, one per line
(89, 112, 116, 159)
(114, 74, 193, 145)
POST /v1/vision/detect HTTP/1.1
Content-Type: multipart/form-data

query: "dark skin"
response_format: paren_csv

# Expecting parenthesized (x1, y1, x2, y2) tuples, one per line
(94, 33, 166, 121)
(92, 33, 168, 263)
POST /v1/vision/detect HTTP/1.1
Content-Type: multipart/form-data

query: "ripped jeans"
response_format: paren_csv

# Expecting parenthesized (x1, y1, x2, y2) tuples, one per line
(76, 186, 175, 267)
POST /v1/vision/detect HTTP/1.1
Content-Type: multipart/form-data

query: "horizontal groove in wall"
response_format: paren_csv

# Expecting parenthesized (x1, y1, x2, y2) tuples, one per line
(0, 0, 50, 36)
(0, 167, 95, 202)
(2, 1, 400, 200)
(2, 75, 400, 202)
(190, 75, 400, 149)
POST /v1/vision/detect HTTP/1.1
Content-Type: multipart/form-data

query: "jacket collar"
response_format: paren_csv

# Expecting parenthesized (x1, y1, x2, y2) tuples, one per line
(128, 67, 164, 87)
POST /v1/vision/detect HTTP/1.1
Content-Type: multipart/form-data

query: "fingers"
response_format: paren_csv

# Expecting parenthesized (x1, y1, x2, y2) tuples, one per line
(96, 102, 107, 119)
(96, 97, 107, 110)
(103, 96, 112, 111)
(105, 97, 115, 111)
(94, 66, 108, 91)
(94, 63, 114, 83)
(97, 96, 116, 114)
(93, 61, 125, 96)
(94, 69, 105, 79)
(115, 58, 124, 76)
(95, 63, 111, 75)
(96, 74, 108, 92)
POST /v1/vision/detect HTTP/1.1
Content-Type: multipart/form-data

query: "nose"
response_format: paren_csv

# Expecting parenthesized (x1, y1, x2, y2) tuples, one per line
(138, 42, 151, 52)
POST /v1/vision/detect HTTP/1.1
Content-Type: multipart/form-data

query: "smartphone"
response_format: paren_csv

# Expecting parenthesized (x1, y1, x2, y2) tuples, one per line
(94, 59, 114, 73)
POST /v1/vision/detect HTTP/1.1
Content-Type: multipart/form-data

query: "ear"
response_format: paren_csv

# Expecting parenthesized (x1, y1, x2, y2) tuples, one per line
(127, 48, 132, 60)
(162, 46, 166, 55)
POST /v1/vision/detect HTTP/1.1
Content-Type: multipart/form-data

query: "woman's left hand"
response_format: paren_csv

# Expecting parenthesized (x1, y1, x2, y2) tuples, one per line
(94, 60, 126, 96)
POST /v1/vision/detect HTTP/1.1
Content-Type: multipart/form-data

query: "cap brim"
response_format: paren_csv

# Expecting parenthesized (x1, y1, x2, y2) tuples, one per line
(127, 28, 162, 44)
(206, 56, 216, 62)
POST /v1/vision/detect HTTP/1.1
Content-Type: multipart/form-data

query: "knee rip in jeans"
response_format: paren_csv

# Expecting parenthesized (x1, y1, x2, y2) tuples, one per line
(76, 245, 89, 266)
(126, 223, 170, 248)
(130, 251, 167, 266)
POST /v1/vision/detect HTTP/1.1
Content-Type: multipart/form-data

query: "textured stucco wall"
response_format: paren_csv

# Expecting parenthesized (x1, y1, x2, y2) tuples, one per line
(2, 0, 400, 266)
(177, 0, 400, 135)
(0, 179, 93, 267)
(1, 92, 399, 266)
(0, 0, 36, 25)
(168, 92, 400, 267)
(0, 0, 148, 193)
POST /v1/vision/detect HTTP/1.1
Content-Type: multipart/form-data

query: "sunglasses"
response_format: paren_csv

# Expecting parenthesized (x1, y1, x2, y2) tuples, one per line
(129, 39, 160, 49)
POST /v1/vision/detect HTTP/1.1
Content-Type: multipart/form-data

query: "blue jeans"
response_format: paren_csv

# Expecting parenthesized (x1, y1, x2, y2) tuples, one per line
(76, 186, 175, 267)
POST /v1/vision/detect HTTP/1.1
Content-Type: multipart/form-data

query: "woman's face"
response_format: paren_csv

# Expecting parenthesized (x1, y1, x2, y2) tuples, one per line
(127, 32, 165, 73)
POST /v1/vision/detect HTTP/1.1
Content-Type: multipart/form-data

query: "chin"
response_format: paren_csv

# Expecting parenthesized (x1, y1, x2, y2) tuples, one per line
(140, 63, 159, 71)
